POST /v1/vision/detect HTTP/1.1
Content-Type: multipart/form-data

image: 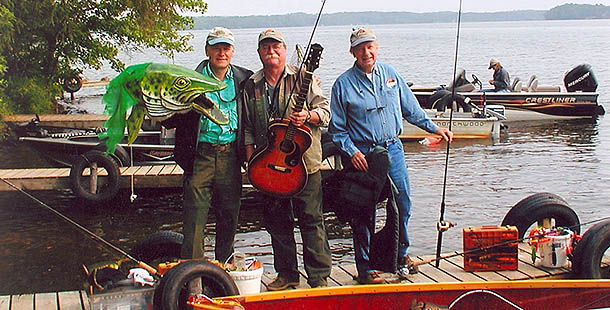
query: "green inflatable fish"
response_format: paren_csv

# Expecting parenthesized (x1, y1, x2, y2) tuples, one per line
(98, 62, 227, 154)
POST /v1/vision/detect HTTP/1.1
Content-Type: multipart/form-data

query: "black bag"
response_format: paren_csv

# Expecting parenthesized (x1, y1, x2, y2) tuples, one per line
(324, 146, 390, 220)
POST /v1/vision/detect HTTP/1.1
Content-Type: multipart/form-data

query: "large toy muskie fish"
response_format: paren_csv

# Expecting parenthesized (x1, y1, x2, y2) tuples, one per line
(98, 62, 227, 154)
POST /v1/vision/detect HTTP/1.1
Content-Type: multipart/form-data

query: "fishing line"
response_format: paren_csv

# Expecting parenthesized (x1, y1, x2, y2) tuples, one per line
(0, 176, 158, 276)
(278, 0, 326, 121)
(434, 0, 463, 268)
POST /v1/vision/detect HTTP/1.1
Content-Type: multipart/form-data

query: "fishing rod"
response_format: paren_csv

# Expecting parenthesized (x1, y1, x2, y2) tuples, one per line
(0, 177, 159, 276)
(279, 0, 326, 120)
(434, 0, 463, 268)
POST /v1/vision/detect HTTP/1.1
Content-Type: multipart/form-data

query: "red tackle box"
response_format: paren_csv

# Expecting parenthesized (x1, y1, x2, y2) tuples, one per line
(463, 225, 519, 272)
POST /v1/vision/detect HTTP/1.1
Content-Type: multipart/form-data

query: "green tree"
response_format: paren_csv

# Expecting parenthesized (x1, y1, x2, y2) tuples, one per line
(0, 3, 14, 138)
(0, 0, 207, 114)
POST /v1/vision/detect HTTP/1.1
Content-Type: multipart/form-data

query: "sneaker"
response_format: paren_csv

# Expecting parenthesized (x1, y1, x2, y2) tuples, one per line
(357, 270, 385, 285)
(267, 276, 299, 291)
(397, 255, 419, 278)
(405, 256, 419, 274)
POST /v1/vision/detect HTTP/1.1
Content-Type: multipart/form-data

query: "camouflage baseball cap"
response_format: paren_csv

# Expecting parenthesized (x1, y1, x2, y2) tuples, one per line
(350, 27, 376, 47)
(206, 27, 235, 46)
(258, 29, 285, 45)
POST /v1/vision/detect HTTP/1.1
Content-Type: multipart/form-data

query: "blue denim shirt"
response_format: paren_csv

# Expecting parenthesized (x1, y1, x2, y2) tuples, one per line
(329, 61, 439, 156)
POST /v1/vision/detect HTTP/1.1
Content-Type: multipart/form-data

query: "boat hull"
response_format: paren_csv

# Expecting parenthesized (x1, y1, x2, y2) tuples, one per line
(413, 90, 603, 121)
(400, 110, 501, 140)
(215, 280, 610, 310)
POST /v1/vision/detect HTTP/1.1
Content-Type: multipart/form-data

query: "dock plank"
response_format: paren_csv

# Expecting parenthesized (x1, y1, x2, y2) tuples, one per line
(420, 255, 484, 282)
(11, 294, 33, 310)
(413, 257, 459, 283)
(445, 254, 507, 281)
(159, 165, 177, 176)
(57, 291, 83, 310)
(146, 165, 164, 176)
(121, 166, 140, 175)
(0, 169, 23, 178)
(134, 166, 153, 176)
(34, 293, 57, 310)
(329, 265, 356, 286)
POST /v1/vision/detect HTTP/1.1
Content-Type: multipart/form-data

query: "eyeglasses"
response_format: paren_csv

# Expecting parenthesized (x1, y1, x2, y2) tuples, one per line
(259, 42, 284, 51)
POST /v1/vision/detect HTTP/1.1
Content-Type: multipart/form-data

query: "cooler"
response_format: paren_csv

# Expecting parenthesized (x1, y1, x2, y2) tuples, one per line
(463, 225, 519, 272)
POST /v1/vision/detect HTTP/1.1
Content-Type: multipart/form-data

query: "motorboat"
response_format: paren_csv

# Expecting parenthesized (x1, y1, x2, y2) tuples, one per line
(16, 117, 175, 167)
(411, 64, 604, 121)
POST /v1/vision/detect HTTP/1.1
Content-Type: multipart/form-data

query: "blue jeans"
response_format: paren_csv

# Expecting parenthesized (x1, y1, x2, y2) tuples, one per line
(386, 139, 412, 258)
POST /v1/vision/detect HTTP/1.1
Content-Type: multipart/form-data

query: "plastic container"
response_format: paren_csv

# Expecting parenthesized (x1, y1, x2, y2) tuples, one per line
(463, 225, 519, 272)
(539, 230, 574, 268)
(229, 263, 263, 295)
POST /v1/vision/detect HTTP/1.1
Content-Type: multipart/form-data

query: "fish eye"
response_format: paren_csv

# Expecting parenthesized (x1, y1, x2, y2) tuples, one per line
(173, 77, 190, 90)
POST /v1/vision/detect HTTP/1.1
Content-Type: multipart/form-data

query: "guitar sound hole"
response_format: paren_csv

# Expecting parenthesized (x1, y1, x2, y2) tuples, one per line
(279, 140, 295, 153)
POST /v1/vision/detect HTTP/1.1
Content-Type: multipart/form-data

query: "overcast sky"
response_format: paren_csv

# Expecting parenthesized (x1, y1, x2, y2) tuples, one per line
(199, 0, 610, 16)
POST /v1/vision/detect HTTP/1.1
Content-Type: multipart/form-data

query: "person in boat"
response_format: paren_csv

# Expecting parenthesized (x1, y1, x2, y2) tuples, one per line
(161, 26, 253, 282)
(242, 29, 332, 290)
(486, 58, 511, 92)
(328, 26, 453, 284)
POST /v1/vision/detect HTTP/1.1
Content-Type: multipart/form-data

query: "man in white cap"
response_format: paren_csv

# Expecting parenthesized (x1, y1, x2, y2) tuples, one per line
(242, 28, 332, 290)
(162, 27, 253, 271)
(487, 58, 511, 92)
(329, 26, 453, 284)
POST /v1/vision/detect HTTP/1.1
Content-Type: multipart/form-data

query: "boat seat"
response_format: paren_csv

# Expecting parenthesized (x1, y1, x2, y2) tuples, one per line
(454, 83, 475, 92)
(527, 75, 537, 89)
(512, 80, 523, 92)
(511, 77, 521, 92)
(529, 79, 561, 92)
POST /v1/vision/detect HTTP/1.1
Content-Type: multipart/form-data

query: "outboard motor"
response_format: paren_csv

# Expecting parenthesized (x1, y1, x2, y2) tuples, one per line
(564, 64, 598, 92)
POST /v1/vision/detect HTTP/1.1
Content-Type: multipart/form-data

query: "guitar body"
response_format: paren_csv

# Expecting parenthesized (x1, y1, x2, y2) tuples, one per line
(248, 120, 313, 197)
(247, 43, 324, 197)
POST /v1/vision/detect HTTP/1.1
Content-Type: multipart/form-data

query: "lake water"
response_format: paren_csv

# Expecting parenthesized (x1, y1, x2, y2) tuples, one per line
(1, 20, 610, 294)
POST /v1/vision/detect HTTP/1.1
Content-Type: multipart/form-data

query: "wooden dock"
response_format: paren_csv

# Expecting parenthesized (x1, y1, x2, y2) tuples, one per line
(1, 244, 608, 310)
(0, 165, 184, 192)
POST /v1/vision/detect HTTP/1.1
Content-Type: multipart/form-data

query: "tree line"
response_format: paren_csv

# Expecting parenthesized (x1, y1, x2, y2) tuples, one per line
(193, 4, 609, 30)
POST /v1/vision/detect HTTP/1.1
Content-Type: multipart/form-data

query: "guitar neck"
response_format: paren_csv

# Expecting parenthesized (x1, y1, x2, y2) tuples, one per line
(293, 71, 313, 113)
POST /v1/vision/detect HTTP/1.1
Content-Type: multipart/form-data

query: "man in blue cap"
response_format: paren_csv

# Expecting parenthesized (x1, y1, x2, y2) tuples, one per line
(329, 26, 453, 284)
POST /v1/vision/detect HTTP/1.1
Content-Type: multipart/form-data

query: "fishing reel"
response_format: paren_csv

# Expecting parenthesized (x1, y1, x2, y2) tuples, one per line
(437, 220, 456, 232)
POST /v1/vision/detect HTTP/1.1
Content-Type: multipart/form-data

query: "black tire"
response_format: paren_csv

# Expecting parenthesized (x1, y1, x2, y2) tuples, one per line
(159, 260, 239, 310)
(571, 219, 610, 279)
(93, 143, 130, 167)
(70, 150, 120, 202)
(131, 231, 183, 264)
(501, 192, 580, 239)
(63, 74, 83, 93)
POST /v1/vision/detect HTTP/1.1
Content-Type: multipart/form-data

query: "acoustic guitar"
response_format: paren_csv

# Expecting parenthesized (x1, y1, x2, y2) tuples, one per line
(247, 43, 323, 197)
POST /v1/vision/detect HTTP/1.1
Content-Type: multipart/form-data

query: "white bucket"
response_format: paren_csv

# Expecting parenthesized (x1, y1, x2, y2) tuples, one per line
(539, 231, 573, 268)
(229, 265, 263, 295)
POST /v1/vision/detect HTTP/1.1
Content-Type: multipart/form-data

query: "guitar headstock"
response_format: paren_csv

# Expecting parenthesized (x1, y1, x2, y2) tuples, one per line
(305, 43, 323, 72)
